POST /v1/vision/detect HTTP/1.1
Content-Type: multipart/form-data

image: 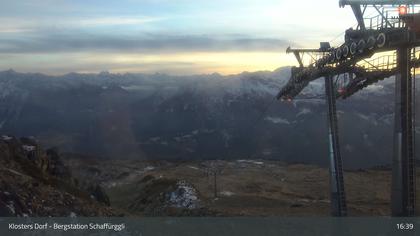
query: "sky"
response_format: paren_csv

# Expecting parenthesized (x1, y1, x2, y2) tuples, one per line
(0, 0, 357, 75)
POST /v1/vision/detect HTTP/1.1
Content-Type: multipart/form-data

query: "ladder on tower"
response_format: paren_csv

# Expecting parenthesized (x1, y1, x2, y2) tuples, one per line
(407, 47, 417, 216)
(326, 75, 347, 217)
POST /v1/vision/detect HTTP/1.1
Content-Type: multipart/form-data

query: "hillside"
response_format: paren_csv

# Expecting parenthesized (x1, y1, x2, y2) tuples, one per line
(0, 135, 120, 217)
(66, 156, 420, 216)
(1, 135, 418, 217)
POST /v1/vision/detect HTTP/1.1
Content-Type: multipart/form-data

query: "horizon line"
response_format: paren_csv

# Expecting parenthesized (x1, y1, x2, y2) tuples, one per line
(0, 66, 292, 78)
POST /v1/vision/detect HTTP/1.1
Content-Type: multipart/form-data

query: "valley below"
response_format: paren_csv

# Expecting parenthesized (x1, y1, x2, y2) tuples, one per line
(65, 156, 420, 216)
(1, 69, 419, 217)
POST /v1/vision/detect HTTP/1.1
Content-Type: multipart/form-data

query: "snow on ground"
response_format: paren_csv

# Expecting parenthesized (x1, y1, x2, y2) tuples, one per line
(296, 108, 312, 117)
(264, 117, 290, 125)
(167, 181, 199, 209)
(379, 114, 393, 125)
(1, 135, 12, 141)
(22, 145, 35, 152)
(220, 191, 235, 197)
(6, 201, 15, 214)
(144, 166, 155, 171)
(236, 160, 264, 165)
(356, 113, 378, 126)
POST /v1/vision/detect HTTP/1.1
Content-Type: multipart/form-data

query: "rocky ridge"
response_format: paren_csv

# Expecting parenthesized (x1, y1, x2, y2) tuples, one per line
(0, 135, 118, 217)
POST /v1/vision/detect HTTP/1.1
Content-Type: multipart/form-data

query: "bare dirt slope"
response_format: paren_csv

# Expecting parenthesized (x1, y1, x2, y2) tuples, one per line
(66, 157, 420, 216)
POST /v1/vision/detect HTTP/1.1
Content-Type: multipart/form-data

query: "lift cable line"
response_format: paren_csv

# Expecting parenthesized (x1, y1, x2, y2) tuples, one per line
(276, 0, 420, 217)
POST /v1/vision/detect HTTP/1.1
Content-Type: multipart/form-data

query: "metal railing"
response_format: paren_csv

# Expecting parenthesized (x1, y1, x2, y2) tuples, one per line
(358, 53, 397, 71)
(364, 5, 420, 30)
(364, 6, 404, 30)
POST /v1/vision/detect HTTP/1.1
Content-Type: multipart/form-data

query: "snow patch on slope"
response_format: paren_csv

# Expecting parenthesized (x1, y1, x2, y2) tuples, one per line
(167, 181, 199, 209)
(264, 117, 290, 125)
(296, 108, 312, 117)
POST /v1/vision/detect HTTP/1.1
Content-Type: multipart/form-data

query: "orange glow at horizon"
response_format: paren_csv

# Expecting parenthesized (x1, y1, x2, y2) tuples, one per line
(1, 51, 295, 76)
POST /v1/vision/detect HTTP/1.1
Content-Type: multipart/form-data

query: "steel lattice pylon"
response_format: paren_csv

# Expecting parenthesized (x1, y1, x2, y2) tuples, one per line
(277, 0, 420, 216)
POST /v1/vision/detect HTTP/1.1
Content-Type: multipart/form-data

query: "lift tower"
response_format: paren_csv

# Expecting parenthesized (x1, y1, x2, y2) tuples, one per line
(340, 0, 419, 217)
(285, 45, 348, 216)
(278, 0, 420, 216)
(392, 41, 416, 217)
(325, 74, 348, 217)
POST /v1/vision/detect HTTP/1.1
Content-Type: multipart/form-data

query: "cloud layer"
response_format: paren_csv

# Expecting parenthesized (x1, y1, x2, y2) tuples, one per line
(0, 0, 356, 74)
(0, 32, 289, 54)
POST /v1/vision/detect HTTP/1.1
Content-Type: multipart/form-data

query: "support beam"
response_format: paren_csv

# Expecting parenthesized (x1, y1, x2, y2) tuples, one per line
(340, 0, 420, 7)
(392, 47, 416, 216)
(293, 52, 304, 67)
(350, 4, 366, 30)
(325, 76, 348, 217)
(286, 46, 323, 68)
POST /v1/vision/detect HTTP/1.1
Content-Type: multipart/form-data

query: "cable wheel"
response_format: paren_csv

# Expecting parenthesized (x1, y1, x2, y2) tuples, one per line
(335, 48, 342, 60)
(357, 39, 366, 53)
(376, 33, 386, 48)
(350, 42, 357, 55)
(341, 45, 349, 58)
(367, 36, 376, 50)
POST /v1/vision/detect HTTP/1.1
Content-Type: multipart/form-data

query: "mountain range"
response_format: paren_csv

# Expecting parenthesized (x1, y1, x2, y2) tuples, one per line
(0, 68, 418, 169)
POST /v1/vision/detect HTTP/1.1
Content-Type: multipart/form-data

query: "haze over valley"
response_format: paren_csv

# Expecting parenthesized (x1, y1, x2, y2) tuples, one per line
(0, 68, 415, 169)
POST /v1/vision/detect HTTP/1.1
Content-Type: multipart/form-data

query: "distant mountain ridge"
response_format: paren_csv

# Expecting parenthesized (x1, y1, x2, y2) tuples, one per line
(0, 68, 416, 168)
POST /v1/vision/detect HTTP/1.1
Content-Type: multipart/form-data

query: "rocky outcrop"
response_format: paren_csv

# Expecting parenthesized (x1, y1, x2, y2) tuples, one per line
(0, 135, 120, 217)
(87, 184, 110, 206)
(129, 175, 212, 216)
(45, 147, 72, 182)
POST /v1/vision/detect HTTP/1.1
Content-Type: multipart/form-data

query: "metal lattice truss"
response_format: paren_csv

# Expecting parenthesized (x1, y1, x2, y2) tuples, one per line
(277, 1, 420, 101)
(277, 51, 420, 100)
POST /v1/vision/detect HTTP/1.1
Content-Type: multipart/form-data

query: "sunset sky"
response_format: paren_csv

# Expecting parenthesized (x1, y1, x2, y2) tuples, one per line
(0, 0, 357, 75)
